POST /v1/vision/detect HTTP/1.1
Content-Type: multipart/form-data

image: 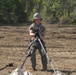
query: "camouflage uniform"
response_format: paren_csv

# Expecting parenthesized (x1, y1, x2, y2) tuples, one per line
(29, 23, 47, 70)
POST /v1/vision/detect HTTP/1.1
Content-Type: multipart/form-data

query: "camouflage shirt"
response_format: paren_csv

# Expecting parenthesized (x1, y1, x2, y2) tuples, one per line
(29, 23, 45, 37)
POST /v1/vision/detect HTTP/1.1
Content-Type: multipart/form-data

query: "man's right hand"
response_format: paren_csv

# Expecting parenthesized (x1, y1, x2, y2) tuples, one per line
(35, 32, 40, 38)
(33, 29, 40, 38)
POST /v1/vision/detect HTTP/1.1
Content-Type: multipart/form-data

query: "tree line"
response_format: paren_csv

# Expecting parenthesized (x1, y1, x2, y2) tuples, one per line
(0, 0, 76, 24)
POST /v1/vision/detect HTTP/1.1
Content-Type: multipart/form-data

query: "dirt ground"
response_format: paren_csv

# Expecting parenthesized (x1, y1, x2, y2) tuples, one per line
(0, 23, 76, 75)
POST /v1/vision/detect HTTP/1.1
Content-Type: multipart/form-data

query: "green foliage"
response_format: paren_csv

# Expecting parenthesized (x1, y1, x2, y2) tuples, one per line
(69, 12, 76, 24)
(59, 16, 69, 24)
(33, 0, 40, 2)
(0, 0, 76, 24)
(0, 0, 29, 23)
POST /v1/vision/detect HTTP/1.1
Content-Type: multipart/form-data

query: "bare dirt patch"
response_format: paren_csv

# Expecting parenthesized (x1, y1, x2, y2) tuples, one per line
(0, 24, 76, 75)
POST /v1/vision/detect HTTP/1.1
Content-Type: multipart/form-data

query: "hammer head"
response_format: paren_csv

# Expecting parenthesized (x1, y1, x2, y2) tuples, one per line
(6, 63, 14, 67)
(10, 68, 32, 75)
(53, 70, 62, 75)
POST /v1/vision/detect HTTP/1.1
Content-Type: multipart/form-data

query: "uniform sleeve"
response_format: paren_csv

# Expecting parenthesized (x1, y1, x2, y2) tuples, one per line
(40, 25, 46, 37)
(29, 25, 32, 30)
(29, 24, 34, 33)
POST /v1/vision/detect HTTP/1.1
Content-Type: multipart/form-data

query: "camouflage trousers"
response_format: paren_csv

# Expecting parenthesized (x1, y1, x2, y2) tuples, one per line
(29, 39, 47, 70)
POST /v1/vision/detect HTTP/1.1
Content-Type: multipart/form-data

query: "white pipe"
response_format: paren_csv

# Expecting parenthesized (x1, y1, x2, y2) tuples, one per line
(38, 38, 56, 72)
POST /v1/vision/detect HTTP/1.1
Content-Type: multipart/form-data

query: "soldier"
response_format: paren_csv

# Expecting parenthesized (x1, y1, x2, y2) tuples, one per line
(29, 13, 47, 71)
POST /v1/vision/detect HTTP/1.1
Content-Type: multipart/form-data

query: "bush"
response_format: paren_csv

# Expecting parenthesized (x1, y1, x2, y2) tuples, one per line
(69, 12, 76, 24)
(59, 13, 76, 24)
(59, 16, 69, 24)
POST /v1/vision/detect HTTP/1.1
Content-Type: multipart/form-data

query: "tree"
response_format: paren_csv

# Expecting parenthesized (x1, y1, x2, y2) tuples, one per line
(0, 0, 76, 24)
